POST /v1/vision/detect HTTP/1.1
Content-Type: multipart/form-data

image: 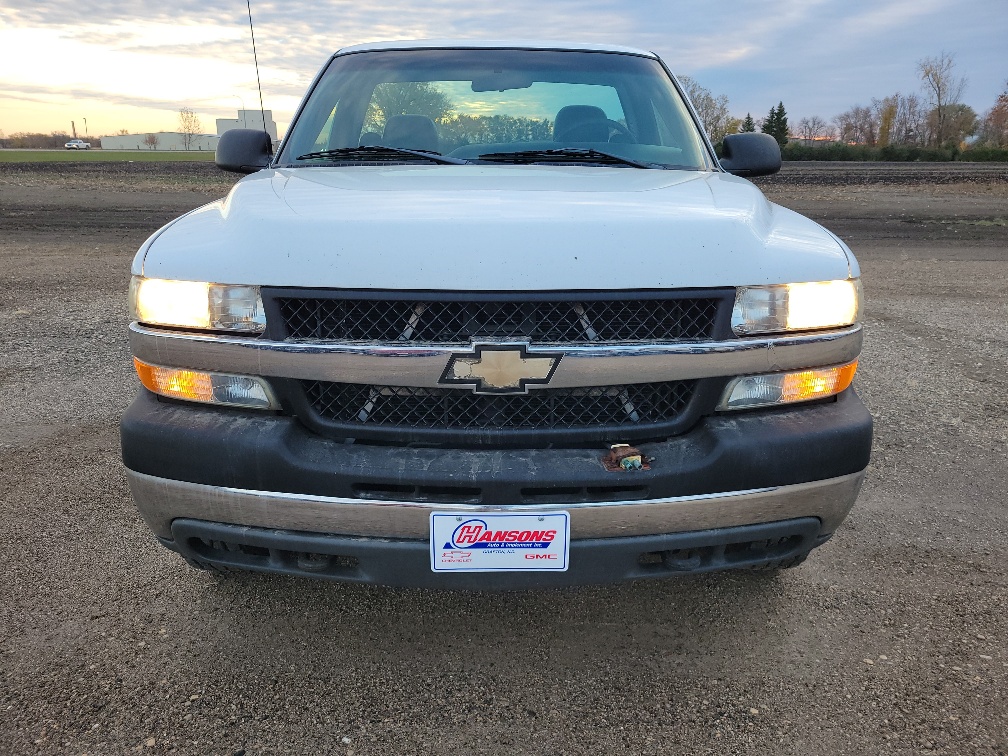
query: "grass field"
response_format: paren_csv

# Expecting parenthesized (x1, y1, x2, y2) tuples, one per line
(0, 149, 216, 162)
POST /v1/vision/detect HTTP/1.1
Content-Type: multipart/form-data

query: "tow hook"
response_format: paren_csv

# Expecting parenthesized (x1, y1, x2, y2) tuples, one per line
(603, 444, 652, 472)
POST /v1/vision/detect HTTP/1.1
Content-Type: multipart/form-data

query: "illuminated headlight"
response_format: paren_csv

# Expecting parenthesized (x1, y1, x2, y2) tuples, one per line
(134, 358, 278, 410)
(719, 361, 858, 410)
(732, 279, 862, 335)
(129, 276, 266, 333)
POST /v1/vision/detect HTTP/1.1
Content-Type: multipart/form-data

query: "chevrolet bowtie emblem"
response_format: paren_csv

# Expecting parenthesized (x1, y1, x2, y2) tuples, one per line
(439, 343, 563, 395)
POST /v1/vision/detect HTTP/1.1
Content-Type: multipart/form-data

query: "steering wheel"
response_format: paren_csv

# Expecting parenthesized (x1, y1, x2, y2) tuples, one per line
(604, 119, 633, 141)
(555, 119, 634, 143)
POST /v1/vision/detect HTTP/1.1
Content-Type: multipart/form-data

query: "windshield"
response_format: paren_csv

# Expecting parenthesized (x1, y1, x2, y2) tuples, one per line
(278, 48, 712, 170)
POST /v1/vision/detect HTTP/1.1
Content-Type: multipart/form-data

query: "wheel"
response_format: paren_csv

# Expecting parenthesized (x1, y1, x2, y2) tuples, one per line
(603, 118, 633, 141)
(555, 118, 634, 143)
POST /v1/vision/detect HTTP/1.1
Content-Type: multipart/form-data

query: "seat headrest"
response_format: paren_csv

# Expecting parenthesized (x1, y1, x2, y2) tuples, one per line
(382, 115, 439, 152)
(554, 105, 609, 142)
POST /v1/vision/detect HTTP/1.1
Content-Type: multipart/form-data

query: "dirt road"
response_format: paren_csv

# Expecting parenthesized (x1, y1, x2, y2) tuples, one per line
(1, 162, 1006, 755)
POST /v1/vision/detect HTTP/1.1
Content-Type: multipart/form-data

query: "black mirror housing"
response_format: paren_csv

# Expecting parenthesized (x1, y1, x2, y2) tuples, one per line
(719, 133, 781, 177)
(216, 129, 272, 174)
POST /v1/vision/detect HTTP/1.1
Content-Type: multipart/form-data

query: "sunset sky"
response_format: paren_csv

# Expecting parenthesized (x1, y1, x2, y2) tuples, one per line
(1, 0, 1005, 138)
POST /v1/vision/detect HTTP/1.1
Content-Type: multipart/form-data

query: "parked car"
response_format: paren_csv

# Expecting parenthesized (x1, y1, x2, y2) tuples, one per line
(122, 41, 872, 587)
(64, 139, 91, 150)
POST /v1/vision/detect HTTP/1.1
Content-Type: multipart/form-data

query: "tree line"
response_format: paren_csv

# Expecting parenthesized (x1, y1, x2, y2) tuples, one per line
(684, 51, 1008, 158)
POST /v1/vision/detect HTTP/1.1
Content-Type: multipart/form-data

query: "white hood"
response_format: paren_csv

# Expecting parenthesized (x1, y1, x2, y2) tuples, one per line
(136, 165, 855, 289)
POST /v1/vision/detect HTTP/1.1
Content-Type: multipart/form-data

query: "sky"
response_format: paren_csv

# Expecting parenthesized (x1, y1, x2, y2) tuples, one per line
(1, 0, 1005, 138)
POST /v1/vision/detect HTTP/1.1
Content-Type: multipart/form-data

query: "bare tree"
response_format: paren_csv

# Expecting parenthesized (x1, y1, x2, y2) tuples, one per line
(364, 83, 453, 134)
(797, 115, 827, 142)
(917, 52, 967, 146)
(834, 105, 878, 145)
(678, 75, 733, 142)
(889, 93, 926, 145)
(178, 107, 202, 150)
(978, 82, 1008, 147)
(143, 133, 160, 150)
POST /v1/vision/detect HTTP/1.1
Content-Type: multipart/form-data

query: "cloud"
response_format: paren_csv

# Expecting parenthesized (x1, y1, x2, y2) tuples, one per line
(1, 0, 1005, 132)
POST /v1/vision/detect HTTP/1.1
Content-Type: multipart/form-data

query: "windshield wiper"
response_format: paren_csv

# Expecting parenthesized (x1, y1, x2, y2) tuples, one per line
(296, 146, 468, 165)
(477, 148, 658, 169)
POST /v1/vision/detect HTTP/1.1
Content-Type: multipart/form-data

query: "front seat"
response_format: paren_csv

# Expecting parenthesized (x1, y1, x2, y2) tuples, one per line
(382, 115, 439, 152)
(553, 105, 609, 142)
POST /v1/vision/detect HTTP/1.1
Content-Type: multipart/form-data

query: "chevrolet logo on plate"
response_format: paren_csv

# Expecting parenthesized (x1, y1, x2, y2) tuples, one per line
(439, 343, 563, 395)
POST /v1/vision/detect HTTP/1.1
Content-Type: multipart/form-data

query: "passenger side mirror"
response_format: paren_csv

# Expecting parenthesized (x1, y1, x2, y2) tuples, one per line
(719, 133, 781, 177)
(216, 129, 272, 174)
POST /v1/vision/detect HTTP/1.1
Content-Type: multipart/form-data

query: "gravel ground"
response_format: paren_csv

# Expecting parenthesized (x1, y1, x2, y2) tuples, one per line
(0, 161, 1006, 755)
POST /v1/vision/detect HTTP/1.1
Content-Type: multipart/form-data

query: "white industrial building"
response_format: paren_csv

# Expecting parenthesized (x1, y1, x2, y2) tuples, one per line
(99, 109, 278, 151)
(216, 109, 278, 140)
(100, 132, 218, 151)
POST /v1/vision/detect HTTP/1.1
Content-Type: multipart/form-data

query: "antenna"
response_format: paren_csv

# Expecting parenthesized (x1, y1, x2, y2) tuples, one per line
(246, 0, 270, 153)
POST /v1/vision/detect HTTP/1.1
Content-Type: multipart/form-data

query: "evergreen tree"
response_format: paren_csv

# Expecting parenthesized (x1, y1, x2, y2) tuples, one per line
(774, 101, 790, 146)
(761, 102, 790, 147)
(761, 105, 778, 138)
(740, 113, 756, 132)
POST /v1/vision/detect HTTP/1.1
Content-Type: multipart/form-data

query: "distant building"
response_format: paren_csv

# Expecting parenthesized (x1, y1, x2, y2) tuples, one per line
(789, 136, 838, 148)
(100, 132, 219, 151)
(98, 110, 279, 151)
(217, 109, 278, 141)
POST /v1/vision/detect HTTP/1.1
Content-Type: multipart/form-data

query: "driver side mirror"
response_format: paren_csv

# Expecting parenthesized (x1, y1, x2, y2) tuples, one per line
(216, 129, 272, 174)
(719, 133, 781, 177)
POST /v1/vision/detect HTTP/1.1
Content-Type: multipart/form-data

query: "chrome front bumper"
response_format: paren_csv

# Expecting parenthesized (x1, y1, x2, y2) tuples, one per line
(128, 468, 865, 543)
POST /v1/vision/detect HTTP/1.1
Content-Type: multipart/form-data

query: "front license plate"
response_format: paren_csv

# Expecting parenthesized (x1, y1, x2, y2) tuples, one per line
(430, 512, 570, 572)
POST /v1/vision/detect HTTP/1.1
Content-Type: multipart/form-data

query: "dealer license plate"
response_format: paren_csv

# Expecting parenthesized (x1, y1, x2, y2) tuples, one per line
(430, 512, 570, 572)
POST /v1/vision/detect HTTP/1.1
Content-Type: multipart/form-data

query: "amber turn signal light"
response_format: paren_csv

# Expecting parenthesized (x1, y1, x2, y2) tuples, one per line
(133, 358, 277, 410)
(719, 360, 858, 410)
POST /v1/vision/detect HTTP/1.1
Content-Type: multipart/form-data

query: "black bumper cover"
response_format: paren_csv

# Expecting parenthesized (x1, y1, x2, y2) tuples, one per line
(121, 388, 872, 505)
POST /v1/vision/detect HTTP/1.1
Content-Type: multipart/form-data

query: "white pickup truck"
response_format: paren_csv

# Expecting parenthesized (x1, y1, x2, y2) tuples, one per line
(122, 40, 871, 587)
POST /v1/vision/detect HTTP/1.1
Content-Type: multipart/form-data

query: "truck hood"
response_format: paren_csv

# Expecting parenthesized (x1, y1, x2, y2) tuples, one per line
(137, 165, 854, 289)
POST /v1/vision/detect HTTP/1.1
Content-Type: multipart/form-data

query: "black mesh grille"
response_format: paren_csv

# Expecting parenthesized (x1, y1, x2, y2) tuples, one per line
(276, 297, 719, 344)
(302, 380, 695, 431)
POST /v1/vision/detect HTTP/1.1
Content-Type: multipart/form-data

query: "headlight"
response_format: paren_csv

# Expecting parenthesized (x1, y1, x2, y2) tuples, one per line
(732, 279, 862, 335)
(129, 276, 266, 333)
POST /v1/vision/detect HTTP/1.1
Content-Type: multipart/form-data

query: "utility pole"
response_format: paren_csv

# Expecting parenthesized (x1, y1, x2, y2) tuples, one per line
(83, 117, 87, 137)
(71, 120, 77, 138)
